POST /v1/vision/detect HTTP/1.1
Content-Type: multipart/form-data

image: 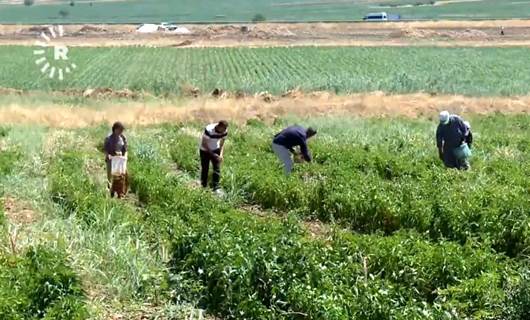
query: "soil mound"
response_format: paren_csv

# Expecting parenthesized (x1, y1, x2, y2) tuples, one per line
(0, 87, 23, 95)
(77, 25, 108, 34)
(395, 27, 489, 40)
(81, 88, 139, 99)
(172, 40, 193, 47)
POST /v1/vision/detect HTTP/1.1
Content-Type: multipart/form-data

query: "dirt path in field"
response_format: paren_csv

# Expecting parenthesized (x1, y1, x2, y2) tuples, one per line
(3, 196, 40, 226)
(2, 196, 41, 254)
(0, 91, 529, 127)
(1, 20, 530, 47)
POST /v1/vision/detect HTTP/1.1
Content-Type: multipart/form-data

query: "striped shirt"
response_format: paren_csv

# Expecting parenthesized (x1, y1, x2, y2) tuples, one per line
(200, 123, 228, 151)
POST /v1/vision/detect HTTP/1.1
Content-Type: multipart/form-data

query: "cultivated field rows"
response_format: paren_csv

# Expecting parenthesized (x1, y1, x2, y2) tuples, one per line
(1, 115, 529, 318)
(2, 46, 530, 96)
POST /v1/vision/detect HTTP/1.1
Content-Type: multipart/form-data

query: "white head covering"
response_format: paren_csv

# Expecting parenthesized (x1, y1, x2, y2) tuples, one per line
(439, 111, 450, 125)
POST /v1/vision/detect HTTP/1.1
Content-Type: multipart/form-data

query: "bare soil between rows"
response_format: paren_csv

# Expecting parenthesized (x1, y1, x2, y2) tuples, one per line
(0, 91, 528, 128)
(1, 20, 530, 47)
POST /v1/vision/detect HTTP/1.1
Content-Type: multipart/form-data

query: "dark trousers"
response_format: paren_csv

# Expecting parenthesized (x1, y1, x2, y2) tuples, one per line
(200, 149, 221, 189)
(106, 160, 112, 185)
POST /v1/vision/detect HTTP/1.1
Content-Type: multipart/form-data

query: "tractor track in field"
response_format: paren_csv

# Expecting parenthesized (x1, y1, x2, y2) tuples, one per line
(0, 91, 529, 128)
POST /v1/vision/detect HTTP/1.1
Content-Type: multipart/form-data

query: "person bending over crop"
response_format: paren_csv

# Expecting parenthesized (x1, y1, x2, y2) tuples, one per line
(436, 111, 471, 170)
(104, 122, 128, 185)
(272, 125, 317, 175)
(199, 120, 228, 191)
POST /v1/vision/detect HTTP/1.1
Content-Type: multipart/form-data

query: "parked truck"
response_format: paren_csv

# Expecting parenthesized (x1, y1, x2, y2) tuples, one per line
(363, 12, 401, 21)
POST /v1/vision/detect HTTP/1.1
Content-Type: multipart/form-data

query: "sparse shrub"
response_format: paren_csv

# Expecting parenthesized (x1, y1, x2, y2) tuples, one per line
(0, 126, 8, 137)
(252, 13, 266, 23)
(23, 0, 34, 6)
(59, 9, 69, 18)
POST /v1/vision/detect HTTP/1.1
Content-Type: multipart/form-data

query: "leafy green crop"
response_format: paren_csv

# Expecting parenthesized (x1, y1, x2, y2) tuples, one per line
(167, 115, 530, 258)
(0, 246, 87, 320)
(7, 115, 528, 319)
(124, 132, 522, 319)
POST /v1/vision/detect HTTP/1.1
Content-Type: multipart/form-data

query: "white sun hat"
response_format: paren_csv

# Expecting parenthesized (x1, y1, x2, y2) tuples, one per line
(439, 111, 450, 125)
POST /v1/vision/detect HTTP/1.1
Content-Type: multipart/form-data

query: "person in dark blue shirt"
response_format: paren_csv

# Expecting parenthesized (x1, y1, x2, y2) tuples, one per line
(272, 125, 317, 175)
(436, 111, 470, 170)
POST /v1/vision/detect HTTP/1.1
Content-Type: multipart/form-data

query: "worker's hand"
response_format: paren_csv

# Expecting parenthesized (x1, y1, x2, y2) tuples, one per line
(216, 155, 224, 163)
(107, 154, 112, 161)
(294, 153, 304, 163)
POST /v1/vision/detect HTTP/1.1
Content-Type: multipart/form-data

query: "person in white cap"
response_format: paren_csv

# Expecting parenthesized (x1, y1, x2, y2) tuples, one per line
(436, 111, 470, 170)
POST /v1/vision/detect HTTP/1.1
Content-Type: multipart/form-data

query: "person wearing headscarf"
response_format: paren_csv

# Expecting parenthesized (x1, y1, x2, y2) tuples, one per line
(436, 111, 470, 170)
(104, 122, 127, 185)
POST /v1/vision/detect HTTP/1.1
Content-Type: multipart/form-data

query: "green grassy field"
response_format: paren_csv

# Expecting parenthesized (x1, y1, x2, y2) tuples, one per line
(2, 46, 530, 96)
(1, 2, 530, 316)
(1, 115, 530, 319)
(1, 0, 530, 23)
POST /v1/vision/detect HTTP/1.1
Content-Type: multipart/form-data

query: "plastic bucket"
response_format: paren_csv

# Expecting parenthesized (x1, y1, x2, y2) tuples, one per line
(453, 143, 472, 160)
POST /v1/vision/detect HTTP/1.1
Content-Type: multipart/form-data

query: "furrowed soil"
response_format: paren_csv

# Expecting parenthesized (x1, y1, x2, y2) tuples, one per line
(1, 20, 530, 47)
(0, 91, 529, 128)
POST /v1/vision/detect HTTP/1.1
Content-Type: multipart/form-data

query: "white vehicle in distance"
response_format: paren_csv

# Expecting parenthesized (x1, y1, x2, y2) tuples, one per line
(160, 22, 178, 31)
(136, 23, 191, 34)
(363, 12, 388, 21)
